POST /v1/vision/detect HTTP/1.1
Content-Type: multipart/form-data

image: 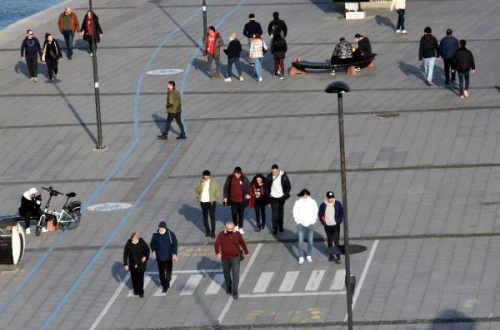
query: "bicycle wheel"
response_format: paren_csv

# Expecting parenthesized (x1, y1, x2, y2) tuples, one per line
(35, 215, 45, 236)
(66, 211, 81, 230)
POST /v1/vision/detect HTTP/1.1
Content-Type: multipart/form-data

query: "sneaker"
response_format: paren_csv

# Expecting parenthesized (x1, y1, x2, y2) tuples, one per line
(330, 70, 336, 76)
(239, 227, 245, 234)
(239, 76, 244, 81)
(460, 94, 465, 99)
(402, 30, 408, 34)
(215, 75, 222, 80)
(306, 256, 313, 263)
(42, 227, 48, 233)
(426, 81, 434, 86)
(33, 77, 38, 82)
(54, 74, 58, 79)
(464, 90, 469, 97)
(224, 78, 232, 82)
(355, 67, 361, 72)
(157, 134, 168, 140)
(279, 75, 285, 80)
(273, 74, 277, 79)
(258, 77, 263, 82)
(90, 53, 93, 57)
(298, 257, 305, 265)
(234, 225, 239, 232)
(29, 77, 33, 81)
(250, 63, 255, 67)
(209, 75, 214, 80)
(25, 228, 31, 235)
(396, 29, 401, 33)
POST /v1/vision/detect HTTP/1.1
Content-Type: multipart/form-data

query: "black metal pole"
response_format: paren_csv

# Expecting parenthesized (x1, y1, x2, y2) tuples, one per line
(338, 93, 353, 330)
(202, 0, 207, 38)
(89, 0, 105, 150)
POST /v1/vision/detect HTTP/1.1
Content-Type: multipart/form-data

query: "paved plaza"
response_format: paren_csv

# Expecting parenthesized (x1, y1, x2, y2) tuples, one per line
(0, 0, 499, 329)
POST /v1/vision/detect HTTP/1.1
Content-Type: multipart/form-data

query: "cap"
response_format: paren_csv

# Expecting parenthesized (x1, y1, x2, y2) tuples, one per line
(326, 191, 334, 199)
(158, 221, 167, 229)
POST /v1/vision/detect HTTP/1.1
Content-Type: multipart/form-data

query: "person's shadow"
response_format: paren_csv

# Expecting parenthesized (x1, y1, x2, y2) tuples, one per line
(178, 203, 206, 234)
(151, 113, 181, 135)
(408, 309, 476, 330)
(111, 261, 133, 290)
(375, 15, 396, 30)
(398, 61, 426, 83)
(14, 61, 30, 77)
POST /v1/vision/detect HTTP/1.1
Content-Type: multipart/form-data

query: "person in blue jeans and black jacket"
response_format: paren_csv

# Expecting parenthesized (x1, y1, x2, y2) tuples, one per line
(318, 191, 344, 263)
(150, 221, 178, 293)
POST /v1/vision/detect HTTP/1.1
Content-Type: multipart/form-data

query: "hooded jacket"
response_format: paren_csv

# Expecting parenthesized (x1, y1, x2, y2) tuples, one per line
(123, 238, 150, 271)
(150, 228, 178, 261)
(21, 37, 42, 58)
(318, 199, 344, 226)
(452, 47, 475, 72)
(332, 40, 353, 59)
(203, 33, 224, 57)
(293, 196, 319, 226)
(419, 34, 440, 60)
(18, 189, 42, 216)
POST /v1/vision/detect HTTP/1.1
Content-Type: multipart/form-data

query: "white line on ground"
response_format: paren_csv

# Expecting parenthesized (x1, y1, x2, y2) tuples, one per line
(239, 291, 346, 298)
(180, 274, 204, 295)
(205, 274, 225, 295)
(253, 272, 274, 293)
(127, 274, 151, 297)
(343, 239, 379, 322)
(146, 269, 222, 275)
(279, 271, 300, 292)
(153, 275, 178, 296)
(217, 243, 262, 324)
(330, 269, 346, 291)
(305, 270, 326, 291)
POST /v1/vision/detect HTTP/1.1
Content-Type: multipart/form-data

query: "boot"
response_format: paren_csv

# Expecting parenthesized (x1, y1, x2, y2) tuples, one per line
(176, 133, 187, 140)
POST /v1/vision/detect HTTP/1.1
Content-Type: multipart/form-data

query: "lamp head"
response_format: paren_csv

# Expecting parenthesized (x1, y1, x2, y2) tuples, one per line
(325, 81, 350, 94)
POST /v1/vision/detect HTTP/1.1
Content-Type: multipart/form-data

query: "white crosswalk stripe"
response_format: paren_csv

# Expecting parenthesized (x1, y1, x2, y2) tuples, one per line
(278, 271, 300, 292)
(253, 272, 274, 293)
(153, 275, 178, 296)
(180, 274, 203, 295)
(330, 269, 345, 291)
(305, 270, 326, 291)
(205, 274, 225, 295)
(127, 274, 152, 297)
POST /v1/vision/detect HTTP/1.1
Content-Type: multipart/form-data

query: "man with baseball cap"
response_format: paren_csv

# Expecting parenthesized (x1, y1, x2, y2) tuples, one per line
(318, 191, 344, 263)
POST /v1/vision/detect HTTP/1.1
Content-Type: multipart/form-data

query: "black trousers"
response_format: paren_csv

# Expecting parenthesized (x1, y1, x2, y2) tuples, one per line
(254, 198, 267, 227)
(163, 112, 185, 137)
(200, 202, 216, 235)
(24, 209, 42, 229)
(87, 40, 98, 53)
(26, 56, 38, 77)
(269, 197, 285, 230)
(46, 58, 58, 79)
(230, 201, 245, 228)
(443, 58, 456, 82)
(324, 224, 341, 257)
(157, 259, 173, 290)
(129, 267, 146, 295)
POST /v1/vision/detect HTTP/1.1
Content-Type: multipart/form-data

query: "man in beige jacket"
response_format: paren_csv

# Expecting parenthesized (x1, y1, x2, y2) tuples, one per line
(390, 0, 407, 34)
(195, 170, 220, 238)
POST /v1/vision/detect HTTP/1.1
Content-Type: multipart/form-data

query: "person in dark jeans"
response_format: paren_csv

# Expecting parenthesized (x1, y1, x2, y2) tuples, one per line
(41, 33, 63, 81)
(223, 167, 251, 234)
(452, 39, 476, 99)
(249, 174, 269, 231)
(215, 222, 249, 299)
(390, 0, 407, 34)
(266, 164, 291, 235)
(20, 29, 42, 82)
(57, 7, 80, 59)
(440, 29, 460, 85)
(123, 232, 150, 297)
(195, 170, 220, 238)
(157, 81, 186, 140)
(243, 14, 263, 65)
(224, 33, 243, 82)
(150, 221, 178, 293)
(318, 191, 344, 263)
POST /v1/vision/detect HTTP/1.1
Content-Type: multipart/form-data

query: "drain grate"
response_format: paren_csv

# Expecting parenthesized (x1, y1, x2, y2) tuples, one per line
(377, 111, 400, 118)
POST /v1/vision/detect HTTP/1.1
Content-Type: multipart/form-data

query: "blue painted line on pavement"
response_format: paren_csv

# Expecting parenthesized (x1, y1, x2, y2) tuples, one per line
(40, 1, 246, 329)
(0, 6, 202, 316)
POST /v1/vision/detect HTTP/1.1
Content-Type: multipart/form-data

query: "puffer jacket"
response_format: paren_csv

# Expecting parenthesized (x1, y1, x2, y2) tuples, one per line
(249, 38, 267, 59)
(452, 48, 475, 72)
(419, 34, 440, 60)
(271, 38, 287, 59)
(332, 40, 353, 59)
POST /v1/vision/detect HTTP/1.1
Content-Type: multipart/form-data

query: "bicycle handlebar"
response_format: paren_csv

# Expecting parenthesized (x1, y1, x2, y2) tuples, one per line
(41, 186, 63, 196)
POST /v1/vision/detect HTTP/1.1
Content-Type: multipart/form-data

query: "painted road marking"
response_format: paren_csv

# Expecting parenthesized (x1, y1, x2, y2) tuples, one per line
(239, 291, 346, 298)
(279, 271, 300, 292)
(180, 274, 203, 296)
(127, 274, 152, 297)
(305, 270, 326, 291)
(253, 272, 274, 293)
(146, 269, 222, 275)
(330, 269, 346, 291)
(205, 274, 225, 295)
(153, 275, 178, 297)
(87, 203, 133, 212)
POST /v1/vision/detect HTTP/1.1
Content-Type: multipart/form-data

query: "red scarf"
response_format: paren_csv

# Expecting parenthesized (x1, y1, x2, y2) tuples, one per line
(86, 18, 92, 36)
(206, 32, 217, 54)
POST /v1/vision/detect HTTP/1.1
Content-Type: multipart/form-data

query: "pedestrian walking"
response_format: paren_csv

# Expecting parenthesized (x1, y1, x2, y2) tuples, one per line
(195, 170, 220, 238)
(439, 29, 460, 85)
(20, 29, 42, 82)
(249, 34, 267, 82)
(293, 189, 318, 264)
(57, 7, 80, 59)
(222, 167, 251, 234)
(271, 32, 287, 79)
(150, 221, 178, 293)
(41, 33, 63, 81)
(266, 164, 291, 235)
(18, 188, 42, 235)
(390, 0, 407, 34)
(318, 191, 344, 263)
(452, 39, 476, 99)
(157, 81, 186, 140)
(249, 174, 269, 232)
(419, 26, 440, 86)
(203, 26, 224, 80)
(123, 232, 150, 298)
(215, 221, 249, 299)
(243, 14, 263, 66)
(330, 37, 353, 76)
(267, 11, 288, 39)
(80, 10, 103, 56)
(224, 33, 243, 82)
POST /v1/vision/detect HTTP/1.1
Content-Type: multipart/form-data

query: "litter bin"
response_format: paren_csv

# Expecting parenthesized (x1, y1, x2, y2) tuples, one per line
(0, 216, 26, 265)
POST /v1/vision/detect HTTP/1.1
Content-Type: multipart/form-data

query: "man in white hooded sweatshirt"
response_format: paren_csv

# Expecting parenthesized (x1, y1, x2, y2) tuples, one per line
(293, 189, 319, 264)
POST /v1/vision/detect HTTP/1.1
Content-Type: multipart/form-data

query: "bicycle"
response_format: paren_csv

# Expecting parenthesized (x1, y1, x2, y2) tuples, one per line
(36, 186, 82, 236)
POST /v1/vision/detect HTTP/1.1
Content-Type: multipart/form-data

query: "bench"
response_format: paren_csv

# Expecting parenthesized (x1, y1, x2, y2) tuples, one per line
(290, 54, 377, 76)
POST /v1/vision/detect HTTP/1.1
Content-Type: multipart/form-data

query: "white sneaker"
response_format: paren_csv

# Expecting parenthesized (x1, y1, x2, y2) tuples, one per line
(258, 77, 263, 82)
(355, 67, 361, 72)
(224, 77, 232, 82)
(33, 77, 38, 82)
(396, 29, 401, 33)
(29, 77, 33, 81)
(239, 228, 245, 234)
(42, 227, 48, 233)
(330, 70, 336, 76)
(239, 76, 244, 81)
(401, 30, 408, 34)
(464, 90, 469, 97)
(306, 256, 313, 262)
(25, 228, 31, 235)
(234, 226, 239, 232)
(54, 74, 58, 79)
(298, 257, 305, 265)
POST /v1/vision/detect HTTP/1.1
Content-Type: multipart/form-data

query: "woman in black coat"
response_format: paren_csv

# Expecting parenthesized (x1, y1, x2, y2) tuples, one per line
(41, 33, 63, 81)
(80, 10, 103, 56)
(123, 233, 150, 297)
(271, 32, 287, 79)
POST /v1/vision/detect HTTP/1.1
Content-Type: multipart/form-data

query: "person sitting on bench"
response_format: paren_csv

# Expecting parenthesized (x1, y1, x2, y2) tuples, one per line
(330, 37, 353, 76)
(353, 34, 372, 71)
(18, 187, 42, 235)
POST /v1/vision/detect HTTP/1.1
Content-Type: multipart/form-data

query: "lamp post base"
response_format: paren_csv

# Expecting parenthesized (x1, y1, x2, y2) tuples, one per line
(93, 145, 107, 152)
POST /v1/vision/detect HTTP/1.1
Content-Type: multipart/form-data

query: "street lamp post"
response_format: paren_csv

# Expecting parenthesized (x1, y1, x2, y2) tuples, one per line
(325, 81, 353, 330)
(202, 0, 208, 38)
(89, 0, 106, 150)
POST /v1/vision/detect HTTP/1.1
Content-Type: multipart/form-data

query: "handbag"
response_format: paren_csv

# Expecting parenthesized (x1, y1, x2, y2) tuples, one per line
(230, 234, 245, 261)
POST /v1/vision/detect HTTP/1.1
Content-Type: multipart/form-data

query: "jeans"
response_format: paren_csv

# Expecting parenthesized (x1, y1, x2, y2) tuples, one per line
(221, 256, 240, 295)
(273, 58, 284, 76)
(247, 38, 253, 64)
(396, 9, 405, 30)
(200, 202, 216, 235)
(443, 58, 456, 82)
(324, 224, 341, 257)
(297, 223, 314, 258)
(230, 201, 245, 228)
(163, 112, 185, 137)
(270, 197, 285, 231)
(458, 71, 470, 95)
(227, 57, 242, 78)
(156, 259, 173, 290)
(423, 57, 436, 82)
(207, 53, 221, 77)
(62, 31, 74, 57)
(25, 56, 38, 77)
(254, 198, 267, 228)
(253, 58, 263, 79)
(129, 267, 146, 295)
(45, 58, 58, 79)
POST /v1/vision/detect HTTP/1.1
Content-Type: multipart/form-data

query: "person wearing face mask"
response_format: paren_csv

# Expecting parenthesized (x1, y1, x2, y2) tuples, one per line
(41, 33, 63, 81)
(318, 191, 344, 263)
(123, 233, 150, 298)
(293, 189, 318, 264)
(223, 33, 243, 82)
(18, 187, 43, 235)
(20, 30, 42, 82)
(150, 221, 178, 293)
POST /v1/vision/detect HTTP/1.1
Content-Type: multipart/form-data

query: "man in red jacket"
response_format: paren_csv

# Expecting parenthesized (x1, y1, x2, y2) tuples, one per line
(215, 222, 249, 299)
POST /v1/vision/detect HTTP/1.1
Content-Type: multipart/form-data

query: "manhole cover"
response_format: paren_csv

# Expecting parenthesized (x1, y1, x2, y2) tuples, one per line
(146, 69, 184, 75)
(377, 112, 400, 119)
(326, 244, 367, 255)
(87, 203, 133, 211)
